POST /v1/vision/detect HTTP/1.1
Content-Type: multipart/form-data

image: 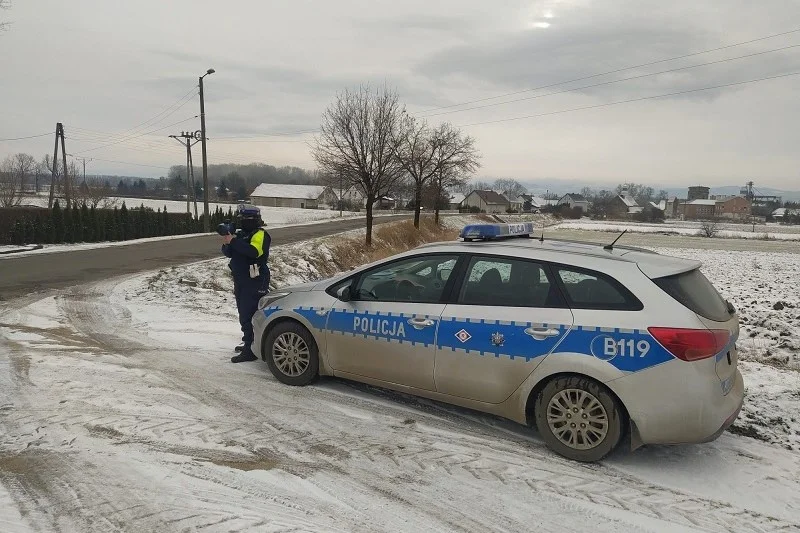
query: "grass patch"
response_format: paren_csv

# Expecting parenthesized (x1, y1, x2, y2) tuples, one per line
(328, 217, 459, 269)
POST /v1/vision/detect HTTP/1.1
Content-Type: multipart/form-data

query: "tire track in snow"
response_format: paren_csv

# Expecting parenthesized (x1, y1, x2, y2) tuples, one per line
(2, 281, 798, 532)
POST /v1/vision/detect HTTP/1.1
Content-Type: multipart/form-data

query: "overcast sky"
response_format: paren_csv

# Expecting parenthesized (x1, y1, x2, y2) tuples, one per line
(2, 0, 800, 189)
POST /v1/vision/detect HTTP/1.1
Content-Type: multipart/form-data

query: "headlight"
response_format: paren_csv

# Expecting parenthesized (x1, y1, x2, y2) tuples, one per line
(258, 292, 291, 310)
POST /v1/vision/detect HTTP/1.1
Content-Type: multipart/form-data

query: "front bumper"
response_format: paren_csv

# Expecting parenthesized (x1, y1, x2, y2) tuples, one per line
(252, 309, 269, 360)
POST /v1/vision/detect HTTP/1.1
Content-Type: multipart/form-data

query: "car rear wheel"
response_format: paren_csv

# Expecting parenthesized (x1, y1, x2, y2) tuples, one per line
(264, 322, 319, 386)
(534, 376, 623, 462)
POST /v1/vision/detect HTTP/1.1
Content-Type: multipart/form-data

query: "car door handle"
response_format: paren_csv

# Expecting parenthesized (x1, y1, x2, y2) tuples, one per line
(524, 327, 561, 340)
(407, 317, 435, 329)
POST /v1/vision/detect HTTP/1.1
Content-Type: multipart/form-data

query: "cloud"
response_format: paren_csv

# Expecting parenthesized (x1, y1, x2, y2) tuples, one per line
(415, 0, 800, 106)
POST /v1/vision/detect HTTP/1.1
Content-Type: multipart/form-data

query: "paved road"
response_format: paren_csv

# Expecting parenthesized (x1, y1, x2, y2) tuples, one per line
(0, 216, 405, 299)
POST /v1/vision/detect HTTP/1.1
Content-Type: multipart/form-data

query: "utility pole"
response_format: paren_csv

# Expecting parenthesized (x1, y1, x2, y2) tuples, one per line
(61, 125, 69, 206)
(169, 131, 200, 216)
(339, 171, 343, 217)
(70, 156, 92, 186)
(48, 122, 67, 209)
(199, 68, 215, 232)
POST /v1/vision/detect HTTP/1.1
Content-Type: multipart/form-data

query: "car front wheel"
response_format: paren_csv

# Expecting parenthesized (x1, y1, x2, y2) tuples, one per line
(534, 375, 623, 462)
(264, 322, 319, 386)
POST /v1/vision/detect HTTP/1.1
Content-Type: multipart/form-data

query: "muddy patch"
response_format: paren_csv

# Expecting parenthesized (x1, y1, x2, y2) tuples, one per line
(309, 442, 351, 460)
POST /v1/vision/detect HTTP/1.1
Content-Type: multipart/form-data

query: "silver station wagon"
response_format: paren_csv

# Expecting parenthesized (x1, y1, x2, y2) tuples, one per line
(252, 223, 743, 462)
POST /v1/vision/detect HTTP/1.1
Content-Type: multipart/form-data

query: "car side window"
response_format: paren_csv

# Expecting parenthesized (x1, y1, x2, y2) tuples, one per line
(458, 256, 562, 307)
(353, 255, 459, 303)
(555, 266, 642, 310)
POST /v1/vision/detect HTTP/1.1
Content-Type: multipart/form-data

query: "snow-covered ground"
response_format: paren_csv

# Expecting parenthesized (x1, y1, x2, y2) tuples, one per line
(554, 219, 800, 241)
(20, 194, 367, 225)
(1, 223, 799, 531)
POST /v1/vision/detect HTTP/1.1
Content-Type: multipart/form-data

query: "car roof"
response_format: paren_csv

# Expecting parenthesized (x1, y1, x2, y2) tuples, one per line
(415, 237, 701, 279)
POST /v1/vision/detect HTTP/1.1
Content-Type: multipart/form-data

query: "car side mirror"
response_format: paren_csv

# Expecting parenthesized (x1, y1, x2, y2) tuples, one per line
(336, 285, 352, 302)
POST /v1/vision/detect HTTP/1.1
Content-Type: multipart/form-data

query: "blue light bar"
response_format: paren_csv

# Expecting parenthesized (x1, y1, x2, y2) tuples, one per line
(460, 222, 535, 240)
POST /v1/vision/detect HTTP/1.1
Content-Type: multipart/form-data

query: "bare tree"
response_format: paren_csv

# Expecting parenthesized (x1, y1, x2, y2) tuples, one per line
(0, 0, 11, 32)
(471, 180, 494, 191)
(699, 219, 720, 238)
(429, 123, 480, 224)
(0, 153, 35, 207)
(494, 178, 526, 199)
(313, 85, 405, 245)
(75, 177, 115, 208)
(394, 116, 441, 228)
(580, 186, 595, 200)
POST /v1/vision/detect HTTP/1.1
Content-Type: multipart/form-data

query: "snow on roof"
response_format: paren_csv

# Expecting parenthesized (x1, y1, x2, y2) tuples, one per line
(560, 193, 588, 202)
(619, 195, 639, 207)
(449, 193, 466, 204)
(649, 200, 666, 210)
(529, 196, 556, 207)
(687, 199, 719, 206)
(628, 206, 644, 214)
(250, 183, 327, 199)
(773, 208, 787, 216)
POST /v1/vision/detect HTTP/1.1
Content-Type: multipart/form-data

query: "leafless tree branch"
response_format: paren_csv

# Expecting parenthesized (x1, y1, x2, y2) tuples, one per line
(313, 84, 405, 245)
(0, 153, 35, 207)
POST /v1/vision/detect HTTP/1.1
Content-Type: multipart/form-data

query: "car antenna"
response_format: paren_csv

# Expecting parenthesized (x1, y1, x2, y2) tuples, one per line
(603, 229, 627, 251)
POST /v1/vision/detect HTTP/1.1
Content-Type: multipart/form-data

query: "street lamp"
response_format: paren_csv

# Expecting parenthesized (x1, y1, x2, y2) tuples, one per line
(199, 68, 215, 232)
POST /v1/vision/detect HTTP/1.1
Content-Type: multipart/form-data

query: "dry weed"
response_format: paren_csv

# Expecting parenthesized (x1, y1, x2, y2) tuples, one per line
(329, 217, 458, 270)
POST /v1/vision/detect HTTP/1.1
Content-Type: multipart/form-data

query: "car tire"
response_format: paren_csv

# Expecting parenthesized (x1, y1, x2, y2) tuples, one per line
(264, 322, 319, 386)
(534, 375, 623, 462)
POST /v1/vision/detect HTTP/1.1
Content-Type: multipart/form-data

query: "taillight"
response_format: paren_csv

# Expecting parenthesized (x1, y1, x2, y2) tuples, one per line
(648, 328, 730, 362)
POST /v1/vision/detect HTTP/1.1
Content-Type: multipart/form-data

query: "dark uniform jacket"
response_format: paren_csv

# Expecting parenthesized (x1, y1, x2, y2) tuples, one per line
(221, 227, 271, 282)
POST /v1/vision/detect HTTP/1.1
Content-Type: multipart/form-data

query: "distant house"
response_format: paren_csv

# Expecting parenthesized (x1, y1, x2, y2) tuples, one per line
(664, 197, 680, 218)
(772, 207, 800, 221)
(507, 195, 525, 212)
(609, 193, 640, 218)
(341, 186, 365, 206)
(682, 199, 718, 220)
(558, 193, 590, 213)
(715, 197, 751, 220)
(462, 190, 510, 213)
(527, 196, 558, 211)
(448, 193, 466, 210)
(374, 196, 396, 210)
(249, 183, 332, 209)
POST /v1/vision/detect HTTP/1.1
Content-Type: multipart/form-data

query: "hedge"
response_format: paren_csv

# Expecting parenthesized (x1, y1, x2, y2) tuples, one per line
(0, 201, 235, 246)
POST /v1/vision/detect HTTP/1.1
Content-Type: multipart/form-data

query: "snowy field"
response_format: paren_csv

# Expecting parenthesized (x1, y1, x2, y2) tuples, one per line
(1, 223, 799, 531)
(554, 219, 800, 241)
(20, 194, 367, 225)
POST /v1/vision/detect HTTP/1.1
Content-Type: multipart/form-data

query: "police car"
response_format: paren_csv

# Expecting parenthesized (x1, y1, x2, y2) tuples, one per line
(252, 223, 743, 462)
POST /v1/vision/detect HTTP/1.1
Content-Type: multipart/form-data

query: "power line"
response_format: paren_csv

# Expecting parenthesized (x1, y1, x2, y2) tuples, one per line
(422, 27, 800, 114)
(458, 70, 800, 128)
(70, 116, 198, 155)
(0, 132, 52, 142)
(82, 156, 171, 169)
(104, 86, 197, 140)
(211, 128, 320, 140)
(422, 43, 800, 118)
(190, 28, 800, 141)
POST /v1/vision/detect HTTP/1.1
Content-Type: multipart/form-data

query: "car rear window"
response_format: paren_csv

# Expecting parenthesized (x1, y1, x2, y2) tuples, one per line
(653, 269, 731, 322)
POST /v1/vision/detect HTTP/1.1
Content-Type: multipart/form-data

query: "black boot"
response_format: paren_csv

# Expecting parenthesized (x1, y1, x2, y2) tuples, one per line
(231, 349, 257, 363)
(234, 343, 245, 353)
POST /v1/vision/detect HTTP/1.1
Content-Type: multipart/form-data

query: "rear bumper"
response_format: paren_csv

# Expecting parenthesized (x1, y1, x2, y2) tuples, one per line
(610, 364, 744, 445)
(699, 373, 744, 443)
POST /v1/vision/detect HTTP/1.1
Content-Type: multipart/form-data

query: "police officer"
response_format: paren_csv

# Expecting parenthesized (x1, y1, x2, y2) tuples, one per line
(221, 204, 271, 363)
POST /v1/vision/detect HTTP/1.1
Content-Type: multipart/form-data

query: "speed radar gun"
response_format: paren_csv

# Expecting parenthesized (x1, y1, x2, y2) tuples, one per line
(217, 204, 262, 236)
